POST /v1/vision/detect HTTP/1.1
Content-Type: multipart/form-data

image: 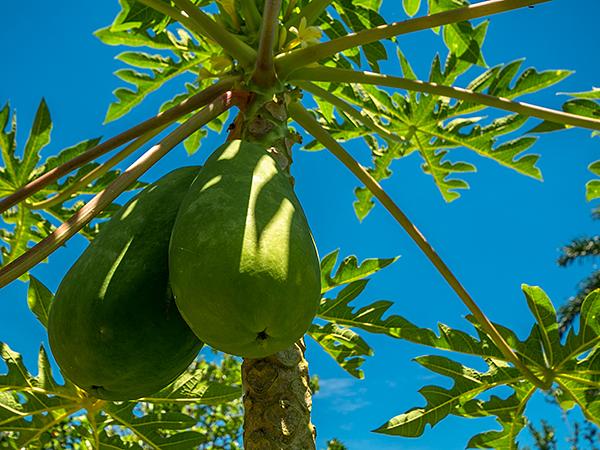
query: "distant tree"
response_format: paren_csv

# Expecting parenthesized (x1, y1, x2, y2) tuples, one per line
(326, 438, 348, 450)
(557, 208, 600, 334)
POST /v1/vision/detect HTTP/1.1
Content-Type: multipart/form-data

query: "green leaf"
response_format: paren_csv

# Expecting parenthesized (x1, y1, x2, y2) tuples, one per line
(0, 343, 81, 447)
(403, 0, 421, 16)
(529, 87, 599, 138)
(141, 366, 241, 405)
(320, 249, 399, 293)
(587, 160, 600, 201)
(18, 99, 52, 185)
(316, 56, 570, 219)
(308, 323, 372, 379)
(105, 403, 207, 449)
(374, 286, 599, 447)
(26, 277, 53, 329)
(374, 356, 524, 437)
(522, 285, 560, 366)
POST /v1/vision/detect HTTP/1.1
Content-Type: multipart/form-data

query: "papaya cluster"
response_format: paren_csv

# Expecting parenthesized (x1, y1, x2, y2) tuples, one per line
(48, 140, 321, 401)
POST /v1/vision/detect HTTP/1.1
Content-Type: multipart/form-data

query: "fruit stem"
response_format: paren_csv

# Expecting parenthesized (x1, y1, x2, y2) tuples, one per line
(292, 66, 600, 132)
(0, 91, 241, 289)
(288, 101, 547, 390)
(0, 77, 239, 215)
(276, 0, 551, 78)
(252, 0, 282, 88)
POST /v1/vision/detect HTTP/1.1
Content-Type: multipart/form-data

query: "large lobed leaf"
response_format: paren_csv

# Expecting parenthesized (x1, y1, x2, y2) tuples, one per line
(374, 286, 600, 449)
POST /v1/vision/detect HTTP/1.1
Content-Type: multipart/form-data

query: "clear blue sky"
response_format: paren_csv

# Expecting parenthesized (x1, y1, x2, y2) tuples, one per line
(1, 1, 598, 449)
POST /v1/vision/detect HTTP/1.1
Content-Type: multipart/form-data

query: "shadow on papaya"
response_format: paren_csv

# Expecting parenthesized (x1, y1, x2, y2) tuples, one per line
(48, 167, 203, 401)
(169, 140, 321, 359)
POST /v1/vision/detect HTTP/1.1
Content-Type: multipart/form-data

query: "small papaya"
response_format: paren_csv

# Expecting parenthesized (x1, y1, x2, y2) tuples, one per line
(48, 167, 203, 401)
(169, 140, 321, 359)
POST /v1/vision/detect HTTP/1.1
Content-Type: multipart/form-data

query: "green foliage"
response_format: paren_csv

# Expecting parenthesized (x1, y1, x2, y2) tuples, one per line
(310, 49, 570, 218)
(587, 160, 600, 201)
(95, 3, 230, 155)
(309, 251, 399, 378)
(0, 102, 142, 274)
(530, 88, 600, 138)
(373, 287, 600, 449)
(525, 418, 599, 450)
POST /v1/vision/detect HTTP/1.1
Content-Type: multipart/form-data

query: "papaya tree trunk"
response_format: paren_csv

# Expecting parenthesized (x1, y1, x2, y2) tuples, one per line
(234, 93, 316, 449)
(242, 340, 316, 449)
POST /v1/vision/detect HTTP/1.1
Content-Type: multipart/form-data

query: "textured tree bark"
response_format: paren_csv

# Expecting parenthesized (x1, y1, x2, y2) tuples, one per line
(242, 339, 316, 450)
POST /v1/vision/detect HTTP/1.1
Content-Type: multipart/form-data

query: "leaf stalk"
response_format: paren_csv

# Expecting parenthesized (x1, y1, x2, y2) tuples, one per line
(276, 0, 551, 78)
(0, 91, 241, 289)
(27, 126, 167, 210)
(0, 77, 238, 214)
(252, 0, 283, 88)
(288, 101, 546, 389)
(292, 67, 600, 132)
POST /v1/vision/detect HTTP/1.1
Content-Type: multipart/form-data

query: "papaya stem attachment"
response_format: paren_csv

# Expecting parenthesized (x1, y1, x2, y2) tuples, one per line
(291, 66, 600, 132)
(0, 90, 242, 289)
(252, 0, 282, 88)
(288, 101, 547, 389)
(0, 77, 238, 215)
(276, 0, 551, 78)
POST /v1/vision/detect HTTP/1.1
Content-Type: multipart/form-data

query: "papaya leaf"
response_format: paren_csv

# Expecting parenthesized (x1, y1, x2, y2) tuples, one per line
(587, 160, 600, 201)
(311, 45, 571, 219)
(26, 276, 53, 329)
(374, 287, 600, 448)
(320, 249, 399, 293)
(529, 88, 600, 138)
(403, 0, 422, 16)
(374, 356, 524, 437)
(0, 343, 82, 447)
(105, 403, 207, 449)
(308, 323, 373, 379)
(141, 366, 242, 405)
(318, 280, 502, 358)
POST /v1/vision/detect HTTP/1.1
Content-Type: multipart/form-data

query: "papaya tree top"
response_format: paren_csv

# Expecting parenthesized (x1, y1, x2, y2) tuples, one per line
(0, 0, 599, 449)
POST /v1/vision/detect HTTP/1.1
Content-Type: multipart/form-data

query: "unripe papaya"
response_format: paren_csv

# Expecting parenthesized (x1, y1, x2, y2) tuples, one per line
(169, 140, 321, 358)
(48, 167, 203, 401)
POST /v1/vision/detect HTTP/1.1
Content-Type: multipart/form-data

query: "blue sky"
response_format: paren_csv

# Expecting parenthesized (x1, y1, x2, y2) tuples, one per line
(1, 1, 599, 449)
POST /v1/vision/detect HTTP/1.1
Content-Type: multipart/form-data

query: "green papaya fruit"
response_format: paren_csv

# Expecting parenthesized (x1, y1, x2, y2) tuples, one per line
(48, 167, 203, 401)
(169, 140, 321, 359)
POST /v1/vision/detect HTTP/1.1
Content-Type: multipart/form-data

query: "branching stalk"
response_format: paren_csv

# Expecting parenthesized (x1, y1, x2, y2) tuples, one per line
(28, 126, 168, 210)
(170, 0, 256, 66)
(296, 81, 407, 145)
(288, 101, 548, 389)
(253, 0, 282, 88)
(276, 0, 551, 78)
(291, 66, 600, 132)
(0, 77, 238, 215)
(0, 92, 239, 289)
